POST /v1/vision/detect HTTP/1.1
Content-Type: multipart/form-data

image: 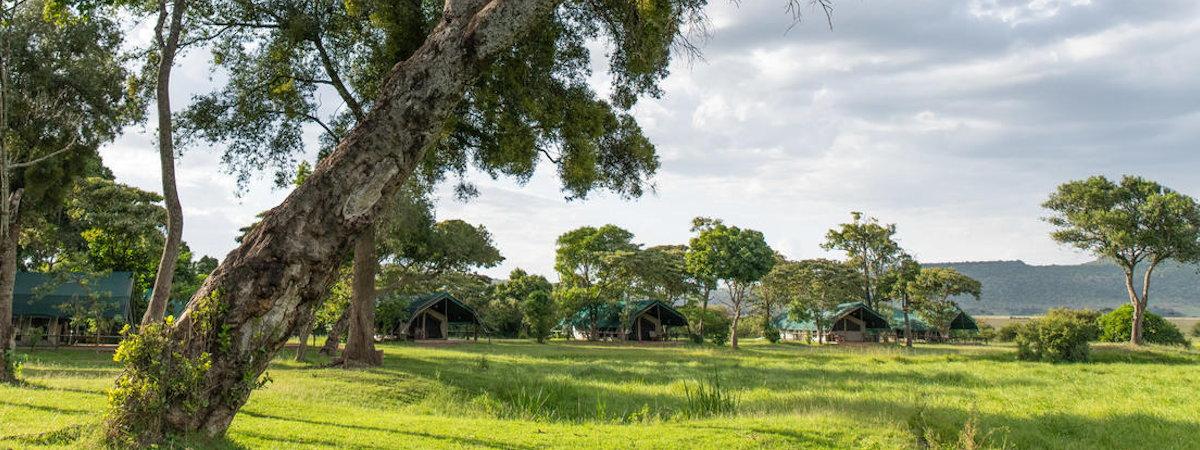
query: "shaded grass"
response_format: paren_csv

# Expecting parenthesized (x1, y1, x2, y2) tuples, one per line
(1, 340, 1198, 449)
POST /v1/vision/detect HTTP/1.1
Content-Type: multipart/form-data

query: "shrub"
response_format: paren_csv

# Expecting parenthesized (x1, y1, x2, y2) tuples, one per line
(1192, 322, 1200, 338)
(708, 326, 730, 347)
(1044, 308, 1101, 341)
(996, 322, 1023, 342)
(680, 305, 731, 346)
(763, 323, 781, 343)
(1097, 305, 1188, 346)
(1015, 314, 1091, 362)
(976, 324, 996, 342)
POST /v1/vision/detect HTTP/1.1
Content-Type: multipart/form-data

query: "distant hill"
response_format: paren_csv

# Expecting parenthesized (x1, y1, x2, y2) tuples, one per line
(928, 260, 1200, 317)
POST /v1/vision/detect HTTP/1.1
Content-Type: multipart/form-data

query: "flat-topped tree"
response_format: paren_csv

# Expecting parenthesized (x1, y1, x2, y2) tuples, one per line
(104, 0, 835, 444)
(1043, 175, 1200, 345)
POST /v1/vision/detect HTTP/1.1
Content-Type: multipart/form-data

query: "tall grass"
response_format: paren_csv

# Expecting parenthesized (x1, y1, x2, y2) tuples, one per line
(679, 375, 738, 419)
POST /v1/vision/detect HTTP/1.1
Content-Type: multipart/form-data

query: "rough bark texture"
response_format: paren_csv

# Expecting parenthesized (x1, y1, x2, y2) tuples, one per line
(319, 308, 348, 356)
(341, 229, 380, 366)
(109, 0, 559, 438)
(143, 0, 187, 325)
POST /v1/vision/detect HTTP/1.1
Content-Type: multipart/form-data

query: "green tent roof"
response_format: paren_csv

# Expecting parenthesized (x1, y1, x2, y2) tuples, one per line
(402, 292, 484, 328)
(888, 305, 979, 332)
(13, 272, 133, 320)
(565, 300, 688, 330)
(774, 302, 891, 332)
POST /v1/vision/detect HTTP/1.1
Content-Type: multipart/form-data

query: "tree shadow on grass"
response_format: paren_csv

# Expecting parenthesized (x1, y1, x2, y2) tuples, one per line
(0, 399, 92, 415)
(238, 410, 539, 450)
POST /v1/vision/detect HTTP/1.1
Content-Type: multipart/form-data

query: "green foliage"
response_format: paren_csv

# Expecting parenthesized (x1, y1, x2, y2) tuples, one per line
(908, 268, 982, 336)
(374, 296, 412, 337)
(679, 305, 729, 345)
(1097, 305, 1189, 347)
(762, 322, 781, 343)
(1044, 308, 1101, 341)
(1015, 314, 1092, 363)
(1192, 322, 1200, 338)
(491, 269, 553, 338)
(2, 0, 134, 216)
(522, 290, 555, 344)
(821, 212, 903, 307)
(996, 322, 1022, 342)
(554, 225, 638, 337)
(764, 259, 859, 336)
(976, 324, 996, 342)
(708, 325, 730, 347)
(103, 318, 212, 447)
(685, 218, 775, 290)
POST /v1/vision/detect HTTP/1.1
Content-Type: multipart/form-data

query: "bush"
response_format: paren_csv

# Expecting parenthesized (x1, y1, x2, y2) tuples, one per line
(1097, 305, 1189, 346)
(708, 326, 730, 347)
(763, 323, 781, 343)
(1015, 314, 1091, 362)
(680, 306, 731, 346)
(1044, 308, 1101, 341)
(1192, 322, 1200, 338)
(996, 322, 1023, 342)
(976, 324, 996, 342)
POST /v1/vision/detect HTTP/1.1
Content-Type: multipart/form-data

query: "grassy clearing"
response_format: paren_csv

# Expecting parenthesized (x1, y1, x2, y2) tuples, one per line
(2, 340, 1198, 449)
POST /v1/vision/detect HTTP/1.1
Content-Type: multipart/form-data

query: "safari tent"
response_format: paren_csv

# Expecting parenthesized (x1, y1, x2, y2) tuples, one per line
(889, 305, 979, 341)
(401, 292, 484, 340)
(564, 300, 689, 341)
(774, 302, 891, 343)
(11, 272, 134, 346)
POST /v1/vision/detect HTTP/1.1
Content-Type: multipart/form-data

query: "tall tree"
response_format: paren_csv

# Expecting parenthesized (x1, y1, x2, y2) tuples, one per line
(142, 0, 192, 325)
(104, 0, 829, 442)
(908, 267, 981, 339)
(553, 224, 637, 340)
(878, 254, 920, 347)
(1043, 175, 1200, 345)
(762, 258, 857, 344)
(685, 217, 774, 349)
(492, 268, 552, 338)
(821, 212, 902, 309)
(0, 0, 130, 381)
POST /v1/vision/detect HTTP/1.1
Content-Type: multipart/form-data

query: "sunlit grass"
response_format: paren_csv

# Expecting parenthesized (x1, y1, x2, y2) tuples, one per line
(1, 339, 1198, 449)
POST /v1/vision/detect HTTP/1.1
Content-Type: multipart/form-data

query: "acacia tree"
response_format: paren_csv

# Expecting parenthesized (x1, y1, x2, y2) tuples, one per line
(908, 267, 981, 339)
(763, 258, 857, 344)
(0, 0, 130, 381)
(104, 0, 832, 443)
(685, 217, 774, 349)
(1043, 175, 1200, 345)
(554, 224, 637, 339)
(821, 212, 902, 309)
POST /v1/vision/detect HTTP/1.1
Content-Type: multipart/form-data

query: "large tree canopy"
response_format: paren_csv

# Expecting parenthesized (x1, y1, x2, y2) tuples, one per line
(1043, 175, 1200, 345)
(685, 217, 774, 349)
(103, 0, 830, 444)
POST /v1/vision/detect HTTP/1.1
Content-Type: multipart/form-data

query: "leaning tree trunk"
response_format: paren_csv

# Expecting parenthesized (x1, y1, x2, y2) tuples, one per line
(319, 308, 349, 356)
(341, 229, 380, 366)
(105, 0, 559, 441)
(295, 315, 314, 361)
(143, 0, 188, 325)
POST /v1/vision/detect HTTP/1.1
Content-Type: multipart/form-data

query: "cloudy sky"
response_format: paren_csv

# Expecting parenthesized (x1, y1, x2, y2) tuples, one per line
(100, 0, 1200, 279)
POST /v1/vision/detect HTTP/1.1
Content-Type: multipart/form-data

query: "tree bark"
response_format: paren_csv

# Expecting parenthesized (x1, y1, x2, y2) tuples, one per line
(143, 0, 187, 325)
(902, 294, 912, 348)
(319, 308, 348, 356)
(295, 315, 314, 361)
(1121, 267, 1143, 345)
(729, 282, 742, 350)
(341, 227, 381, 366)
(108, 0, 559, 438)
(0, 195, 18, 382)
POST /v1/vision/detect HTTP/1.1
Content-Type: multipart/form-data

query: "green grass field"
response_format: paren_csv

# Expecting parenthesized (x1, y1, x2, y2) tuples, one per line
(2, 340, 1199, 449)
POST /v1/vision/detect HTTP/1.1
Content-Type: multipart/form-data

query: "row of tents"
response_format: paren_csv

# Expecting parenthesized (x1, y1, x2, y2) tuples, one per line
(9, 272, 978, 346)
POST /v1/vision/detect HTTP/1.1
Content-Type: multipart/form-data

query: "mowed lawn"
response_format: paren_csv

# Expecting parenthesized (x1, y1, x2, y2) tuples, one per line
(2, 340, 1199, 449)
